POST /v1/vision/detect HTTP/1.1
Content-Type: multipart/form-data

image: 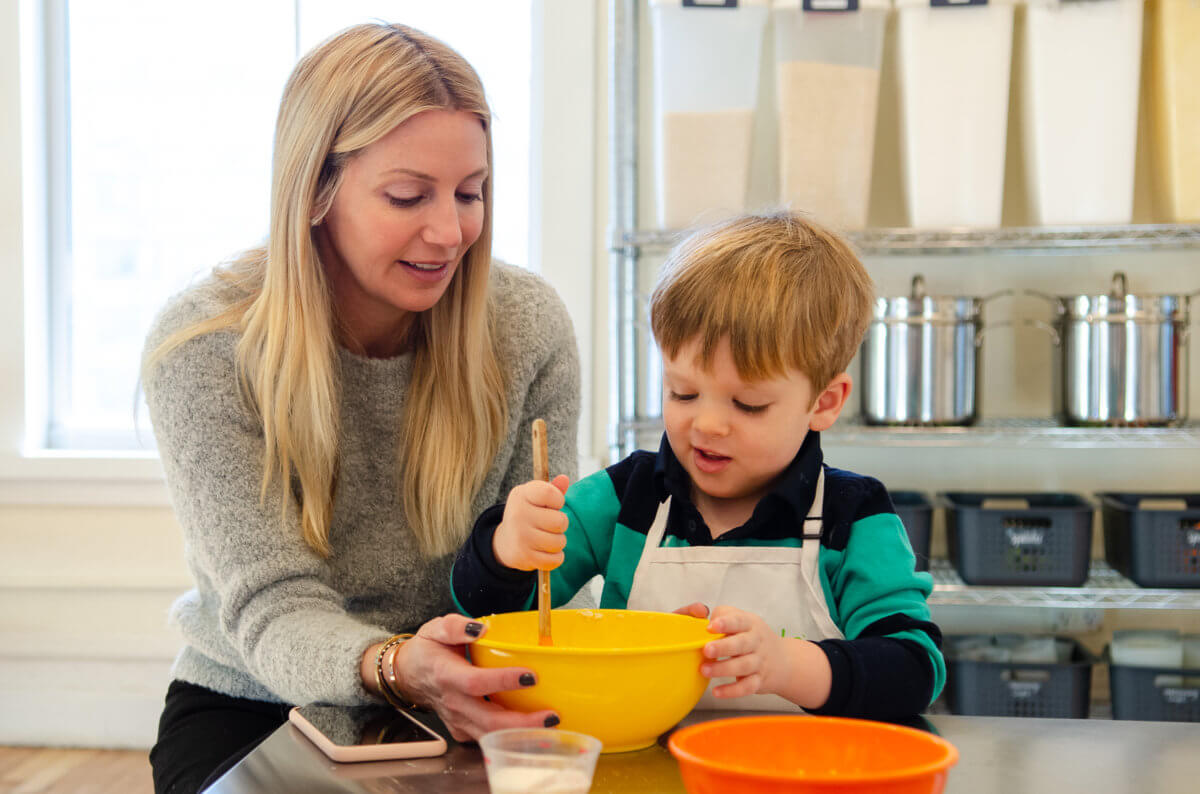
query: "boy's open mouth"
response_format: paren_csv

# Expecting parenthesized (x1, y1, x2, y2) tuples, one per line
(693, 447, 731, 474)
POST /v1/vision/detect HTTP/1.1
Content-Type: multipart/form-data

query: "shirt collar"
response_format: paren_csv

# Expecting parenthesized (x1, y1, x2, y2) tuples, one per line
(651, 431, 825, 530)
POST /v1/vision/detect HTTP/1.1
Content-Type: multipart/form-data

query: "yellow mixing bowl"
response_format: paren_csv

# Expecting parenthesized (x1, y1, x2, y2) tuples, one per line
(470, 609, 714, 753)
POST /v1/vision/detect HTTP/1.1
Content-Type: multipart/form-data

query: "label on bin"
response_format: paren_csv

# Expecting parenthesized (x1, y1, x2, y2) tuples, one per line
(802, 0, 860, 11)
(1161, 688, 1199, 706)
(1006, 681, 1042, 699)
(682, 0, 739, 8)
(930, 0, 989, 6)
(1005, 528, 1046, 547)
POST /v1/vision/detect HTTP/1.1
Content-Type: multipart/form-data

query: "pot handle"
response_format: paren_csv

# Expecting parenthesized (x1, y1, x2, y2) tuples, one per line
(974, 321, 1014, 348)
(910, 274, 926, 300)
(1109, 271, 1128, 300)
(980, 288, 1014, 303)
(1023, 319, 1061, 347)
(1022, 289, 1065, 314)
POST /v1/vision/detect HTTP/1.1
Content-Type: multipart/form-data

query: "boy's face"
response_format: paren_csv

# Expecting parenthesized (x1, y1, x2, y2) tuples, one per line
(662, 337, 831, 524)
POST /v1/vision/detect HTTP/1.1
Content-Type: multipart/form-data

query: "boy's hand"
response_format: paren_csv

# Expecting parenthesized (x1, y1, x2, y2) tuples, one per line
(700, 605, 833, 709)
(672, 602, 710, 619)
(492, 475, 571, 571)
(699, 606, 785, 699)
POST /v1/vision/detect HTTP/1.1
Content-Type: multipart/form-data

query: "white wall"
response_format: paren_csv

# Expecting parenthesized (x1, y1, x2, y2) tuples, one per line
(0, 505, 190, 747)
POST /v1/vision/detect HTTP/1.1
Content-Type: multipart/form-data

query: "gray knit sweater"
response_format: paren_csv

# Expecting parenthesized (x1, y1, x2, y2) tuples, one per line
(143, 263, 581, 706)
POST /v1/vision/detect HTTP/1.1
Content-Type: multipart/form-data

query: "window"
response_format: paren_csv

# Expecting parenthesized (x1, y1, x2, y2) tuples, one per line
(45, 0, 532, 450)
(4, 0, 596, 502)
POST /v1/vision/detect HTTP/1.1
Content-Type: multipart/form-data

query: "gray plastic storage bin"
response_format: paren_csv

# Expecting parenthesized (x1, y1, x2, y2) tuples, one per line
(941, 492, 1093, 586)
(1107, 649, 1200, 722)
(892, 491, 932, 572)
(1099, 492, 1200, 588)
(945, 635, 1095, 718)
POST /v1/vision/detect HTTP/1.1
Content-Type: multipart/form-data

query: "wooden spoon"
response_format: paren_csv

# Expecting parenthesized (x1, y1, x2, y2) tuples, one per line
(532, 418, 553, 646)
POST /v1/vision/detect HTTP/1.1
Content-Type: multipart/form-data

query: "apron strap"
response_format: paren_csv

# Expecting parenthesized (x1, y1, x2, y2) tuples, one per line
(799, 469, 825, 568)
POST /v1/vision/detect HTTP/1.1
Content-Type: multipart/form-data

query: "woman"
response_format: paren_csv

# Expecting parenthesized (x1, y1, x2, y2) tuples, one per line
(143, 23, 580, 794)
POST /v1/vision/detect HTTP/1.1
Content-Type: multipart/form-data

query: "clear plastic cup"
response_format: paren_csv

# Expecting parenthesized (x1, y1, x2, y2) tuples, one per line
(480, 728, 603, 794)
(894, 0, 1016, 228)
(1021, 0, 1145, 225)
(649, 0, 769, 228)
(1147, 0, 1200, 222)
(772, 0, 888, 230)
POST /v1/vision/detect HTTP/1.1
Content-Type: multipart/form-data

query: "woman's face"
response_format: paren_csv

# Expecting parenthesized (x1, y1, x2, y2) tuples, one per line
(316, 108, 488, 356)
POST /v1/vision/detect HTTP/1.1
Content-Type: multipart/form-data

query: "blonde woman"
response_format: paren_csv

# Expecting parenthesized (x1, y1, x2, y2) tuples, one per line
(143, 24, 580, 794)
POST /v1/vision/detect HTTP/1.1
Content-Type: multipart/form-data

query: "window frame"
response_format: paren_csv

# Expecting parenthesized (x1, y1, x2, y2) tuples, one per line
(0, 0, 599, 505)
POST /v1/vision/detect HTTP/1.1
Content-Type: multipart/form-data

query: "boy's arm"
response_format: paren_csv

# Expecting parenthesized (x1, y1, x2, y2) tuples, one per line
(451, 504, 536, 617)
(451, 470, 620, 617)
(811, 511, 945, 719)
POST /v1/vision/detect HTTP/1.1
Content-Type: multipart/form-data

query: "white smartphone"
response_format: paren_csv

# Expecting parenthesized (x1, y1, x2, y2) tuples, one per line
(288, 704, 447, 763)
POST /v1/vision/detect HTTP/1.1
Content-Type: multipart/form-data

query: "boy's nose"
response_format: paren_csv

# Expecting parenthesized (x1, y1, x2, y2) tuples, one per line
(693, 409, 730, 438)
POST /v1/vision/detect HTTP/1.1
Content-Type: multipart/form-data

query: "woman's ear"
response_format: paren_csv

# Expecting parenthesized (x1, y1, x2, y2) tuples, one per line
(808, 373, 852, 432)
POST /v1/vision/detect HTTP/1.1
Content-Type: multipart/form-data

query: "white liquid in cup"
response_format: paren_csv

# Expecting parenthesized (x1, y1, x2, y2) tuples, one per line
(487, 766, 593, 794)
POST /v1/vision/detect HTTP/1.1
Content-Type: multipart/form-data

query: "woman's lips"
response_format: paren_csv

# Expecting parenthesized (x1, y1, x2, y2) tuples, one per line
(399, 260, 450, 282)
(692, 447, 731, 474)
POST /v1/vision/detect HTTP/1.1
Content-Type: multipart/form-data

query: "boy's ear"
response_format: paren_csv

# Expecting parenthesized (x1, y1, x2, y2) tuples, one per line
(808, 373, 852, 432)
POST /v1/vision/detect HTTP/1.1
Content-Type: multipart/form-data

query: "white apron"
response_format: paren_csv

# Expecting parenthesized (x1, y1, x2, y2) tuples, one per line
(626, 469, 843, 711)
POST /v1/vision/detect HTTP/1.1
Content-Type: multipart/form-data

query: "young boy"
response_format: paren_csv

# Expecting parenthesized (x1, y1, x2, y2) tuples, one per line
(452, 212, 944, 718)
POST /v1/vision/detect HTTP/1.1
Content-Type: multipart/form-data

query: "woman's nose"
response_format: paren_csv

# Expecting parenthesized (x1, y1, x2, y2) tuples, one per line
(422, 196, 464, 249)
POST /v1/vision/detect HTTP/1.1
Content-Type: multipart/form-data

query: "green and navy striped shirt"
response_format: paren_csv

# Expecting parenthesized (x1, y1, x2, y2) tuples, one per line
(452, 432, 945, 719)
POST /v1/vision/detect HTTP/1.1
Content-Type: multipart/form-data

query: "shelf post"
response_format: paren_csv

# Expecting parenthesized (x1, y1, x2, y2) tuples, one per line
(610, 0, 640, 460)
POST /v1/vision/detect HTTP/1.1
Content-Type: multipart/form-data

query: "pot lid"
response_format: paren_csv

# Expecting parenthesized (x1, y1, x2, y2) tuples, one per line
(873, 275, 983, 323)
(1057, 272, 1192, 323)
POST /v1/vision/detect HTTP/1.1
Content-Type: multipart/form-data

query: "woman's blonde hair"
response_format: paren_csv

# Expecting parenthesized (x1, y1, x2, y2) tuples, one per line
(145, 23, 507, 558)
(649, 211, 874, 395)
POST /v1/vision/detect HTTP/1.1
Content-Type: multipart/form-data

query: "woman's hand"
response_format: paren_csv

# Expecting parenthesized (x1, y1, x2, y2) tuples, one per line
(492, 475, 571, 571)
(699, 606, 832, 709)
(388, 613, 559, 743)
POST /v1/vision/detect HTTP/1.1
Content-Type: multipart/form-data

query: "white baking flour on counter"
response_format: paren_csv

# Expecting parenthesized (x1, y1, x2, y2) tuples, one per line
(486, 766, 593, 794)
(777, 60, 879, 230)
(658, 109, 754, 229)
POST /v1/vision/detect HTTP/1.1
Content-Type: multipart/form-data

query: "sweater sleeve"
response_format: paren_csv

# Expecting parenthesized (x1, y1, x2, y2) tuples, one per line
(812, 511, 946, 719)
(493, 266, 581, 498)
(143, 319, 389, 706)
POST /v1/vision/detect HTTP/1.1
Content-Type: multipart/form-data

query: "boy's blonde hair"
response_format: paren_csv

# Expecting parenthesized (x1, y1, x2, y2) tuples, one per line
(649, 211, 874, 394)
(144, 24, 506, 558)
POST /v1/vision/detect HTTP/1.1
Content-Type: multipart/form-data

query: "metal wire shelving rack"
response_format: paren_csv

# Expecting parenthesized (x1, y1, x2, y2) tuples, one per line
(606, 0, 1200, 613)
(928, 560, 1200, 609)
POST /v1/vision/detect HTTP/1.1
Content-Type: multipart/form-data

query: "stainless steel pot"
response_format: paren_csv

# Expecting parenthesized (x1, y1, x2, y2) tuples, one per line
(860, 276, 1007, 426)
(1029, 272, 1194, 427)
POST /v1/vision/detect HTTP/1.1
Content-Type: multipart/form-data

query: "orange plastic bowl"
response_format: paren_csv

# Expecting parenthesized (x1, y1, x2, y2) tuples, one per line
(668, 715, 958, 794)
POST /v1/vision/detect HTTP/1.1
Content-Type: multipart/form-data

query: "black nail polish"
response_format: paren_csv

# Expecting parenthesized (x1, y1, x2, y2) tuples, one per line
(465, 622, 483, 637)
(519, 672, 536, 687)
(543, 714, 560, 728)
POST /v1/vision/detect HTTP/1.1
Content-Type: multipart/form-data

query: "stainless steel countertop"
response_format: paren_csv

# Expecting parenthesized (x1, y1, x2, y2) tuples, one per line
(208, 711, 1200, 793)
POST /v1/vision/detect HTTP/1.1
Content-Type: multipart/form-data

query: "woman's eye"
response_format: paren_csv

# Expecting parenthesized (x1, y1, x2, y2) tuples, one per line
(387, 195, 423, 208)
(668, 391, 696, 402)
(734, 400, 768, 414)
(456, 192, 483, 204)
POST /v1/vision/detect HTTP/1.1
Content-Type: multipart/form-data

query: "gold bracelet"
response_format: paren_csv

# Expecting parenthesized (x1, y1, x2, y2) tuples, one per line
(373, 633, 417, 710)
